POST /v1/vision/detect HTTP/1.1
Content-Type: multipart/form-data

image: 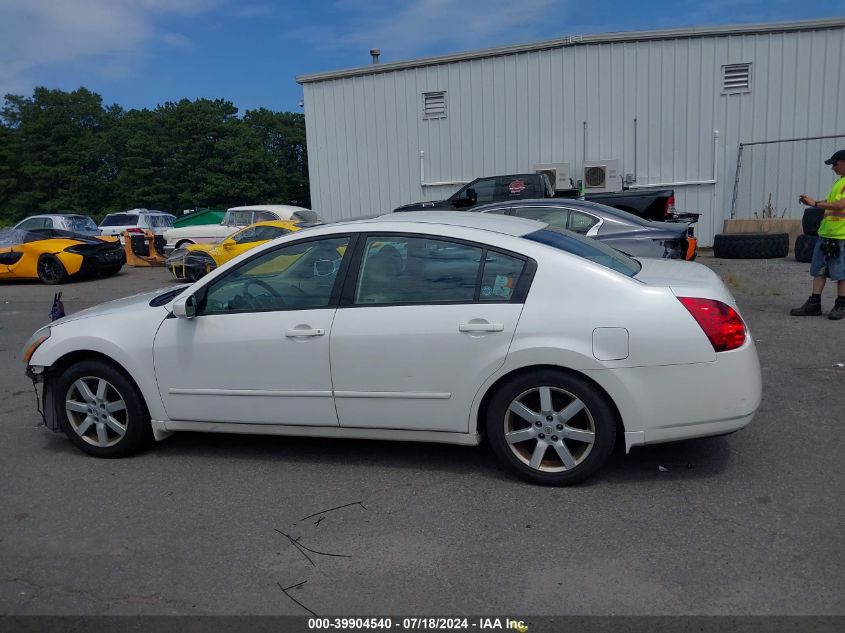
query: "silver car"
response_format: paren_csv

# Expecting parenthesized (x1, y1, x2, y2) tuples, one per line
(13, 214, 101, 236)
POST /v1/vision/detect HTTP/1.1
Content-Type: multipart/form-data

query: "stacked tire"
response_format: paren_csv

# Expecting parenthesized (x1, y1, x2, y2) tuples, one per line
(713, 232, 789, 259)
(795, 207, 824, 263)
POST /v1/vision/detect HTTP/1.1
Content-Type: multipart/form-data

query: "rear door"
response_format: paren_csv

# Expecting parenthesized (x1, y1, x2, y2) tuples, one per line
(330, 233, 534, 433)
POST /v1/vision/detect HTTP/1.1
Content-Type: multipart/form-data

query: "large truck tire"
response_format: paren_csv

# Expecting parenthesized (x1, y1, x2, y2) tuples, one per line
(794, 234, 817, 263)
(802, 207, 824, 236)
(712, 232, 789, 259)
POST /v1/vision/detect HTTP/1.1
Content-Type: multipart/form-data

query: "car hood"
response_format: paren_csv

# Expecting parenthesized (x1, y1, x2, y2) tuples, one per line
(49, 286, 186, 327)
(634, 258, 735, 306)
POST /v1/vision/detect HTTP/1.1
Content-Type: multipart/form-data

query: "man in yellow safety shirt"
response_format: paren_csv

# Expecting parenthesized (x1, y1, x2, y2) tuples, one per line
(791, 149, 845, 320)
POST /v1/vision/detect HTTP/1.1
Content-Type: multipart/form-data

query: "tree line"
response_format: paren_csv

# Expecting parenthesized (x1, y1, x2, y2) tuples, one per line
(0, 87, 309, 226)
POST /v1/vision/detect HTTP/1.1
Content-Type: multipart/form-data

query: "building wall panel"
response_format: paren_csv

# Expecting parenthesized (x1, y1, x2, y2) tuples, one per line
(302, 25, 845, 245)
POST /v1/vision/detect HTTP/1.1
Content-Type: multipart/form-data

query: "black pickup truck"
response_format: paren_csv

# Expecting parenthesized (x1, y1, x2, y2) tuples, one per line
(394, 173, 680, 222)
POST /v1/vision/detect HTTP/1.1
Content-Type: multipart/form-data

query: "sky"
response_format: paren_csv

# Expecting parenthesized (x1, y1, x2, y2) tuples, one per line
(0, 0, 842, 115)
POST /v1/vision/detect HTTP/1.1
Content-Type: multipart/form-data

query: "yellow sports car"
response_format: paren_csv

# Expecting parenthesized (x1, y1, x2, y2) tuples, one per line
(0, 228, 125, 284)
(166, 220, 306, 281)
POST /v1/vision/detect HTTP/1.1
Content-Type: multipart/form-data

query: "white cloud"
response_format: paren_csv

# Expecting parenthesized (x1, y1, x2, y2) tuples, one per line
(162, 32, 195, 50)
(295, 0, 566, 60)
(0, 0, 218, 97)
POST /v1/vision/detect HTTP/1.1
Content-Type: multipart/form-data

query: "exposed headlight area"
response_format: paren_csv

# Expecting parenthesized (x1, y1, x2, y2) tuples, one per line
(21, 326, 51, 364)
(166, 248, 216, 281)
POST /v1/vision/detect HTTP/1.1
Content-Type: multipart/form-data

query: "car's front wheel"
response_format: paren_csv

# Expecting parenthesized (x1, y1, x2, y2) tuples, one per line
(55, 360, 152, 457)
(486, 370, 617, 485)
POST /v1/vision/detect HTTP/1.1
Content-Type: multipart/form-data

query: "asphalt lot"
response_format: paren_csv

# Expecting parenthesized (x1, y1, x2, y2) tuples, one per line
(0, 253, 843, 617)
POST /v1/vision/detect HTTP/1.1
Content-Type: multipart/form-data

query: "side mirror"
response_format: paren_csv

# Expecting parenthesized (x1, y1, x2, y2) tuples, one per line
(172, 294, 198, 319)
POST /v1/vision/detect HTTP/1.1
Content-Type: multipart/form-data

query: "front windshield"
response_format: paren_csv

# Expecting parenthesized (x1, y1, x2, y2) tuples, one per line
(67, 216, 98, 231)
(524, 226, 641, 277)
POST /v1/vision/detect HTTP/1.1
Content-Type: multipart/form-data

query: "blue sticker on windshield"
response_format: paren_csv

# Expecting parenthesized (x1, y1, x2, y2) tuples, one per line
(481, 286, 493, 297)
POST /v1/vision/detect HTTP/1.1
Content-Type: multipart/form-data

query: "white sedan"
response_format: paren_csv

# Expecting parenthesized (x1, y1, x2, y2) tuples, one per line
(22, 212, 761, 485)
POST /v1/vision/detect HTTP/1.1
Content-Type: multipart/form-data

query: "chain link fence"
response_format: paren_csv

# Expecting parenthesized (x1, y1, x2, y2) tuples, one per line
(730, 134, 845, 220)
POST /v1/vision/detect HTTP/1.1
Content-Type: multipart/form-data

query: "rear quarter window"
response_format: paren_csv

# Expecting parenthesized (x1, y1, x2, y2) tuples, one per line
(292, 210, 322, 223)
(525, 227, 641, 277)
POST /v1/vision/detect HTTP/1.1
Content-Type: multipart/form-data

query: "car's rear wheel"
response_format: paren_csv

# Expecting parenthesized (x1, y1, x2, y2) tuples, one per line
(176, 240, 195, 249)
(37, 254, 69, 285)
(55, 360, 152, 457)
(486, 370, 617, 485)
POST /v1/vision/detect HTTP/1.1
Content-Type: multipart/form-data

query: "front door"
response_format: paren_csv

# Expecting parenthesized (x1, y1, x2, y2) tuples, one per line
(153, 235, 351, 426)
(330, 234, 532, 433)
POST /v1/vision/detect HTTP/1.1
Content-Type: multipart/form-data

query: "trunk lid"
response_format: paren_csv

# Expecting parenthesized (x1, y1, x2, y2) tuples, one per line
(634, 258, 737, 307)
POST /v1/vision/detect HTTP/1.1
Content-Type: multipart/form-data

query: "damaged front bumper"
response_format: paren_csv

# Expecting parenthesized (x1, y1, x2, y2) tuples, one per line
(26, 365, 60, 432)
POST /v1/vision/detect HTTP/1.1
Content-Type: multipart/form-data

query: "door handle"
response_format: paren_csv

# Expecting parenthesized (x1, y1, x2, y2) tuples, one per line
(459, 322, 504, 332)
(285, 328, 325, 337)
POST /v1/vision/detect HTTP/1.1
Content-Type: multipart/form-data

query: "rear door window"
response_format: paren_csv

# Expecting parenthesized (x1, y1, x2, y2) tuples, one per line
(253, 211, 279, 222)
(100, 214, 139, 227)
(147, 215, 174, 228)
(351, 235, 531, 306)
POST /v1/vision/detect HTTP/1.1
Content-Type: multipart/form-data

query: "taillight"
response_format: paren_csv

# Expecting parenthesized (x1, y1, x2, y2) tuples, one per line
(678, 297, 746, 352)
(665, 195, 676, 219)
(124, 227, 143, 234)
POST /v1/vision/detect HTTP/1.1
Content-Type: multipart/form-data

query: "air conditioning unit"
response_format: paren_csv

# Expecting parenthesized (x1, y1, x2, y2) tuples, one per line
(534, 163, 572, 191)
(583, 160, 622, 193)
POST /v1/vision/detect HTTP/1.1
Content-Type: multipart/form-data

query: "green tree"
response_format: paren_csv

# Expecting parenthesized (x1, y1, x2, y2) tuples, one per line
(0, 88, 311, 226)
(0, 88, 116, 223)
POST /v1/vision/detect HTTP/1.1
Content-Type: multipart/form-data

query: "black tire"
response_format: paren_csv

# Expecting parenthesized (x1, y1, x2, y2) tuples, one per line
(802, 207, 824, 236)
(794, 234, 817, 263)
(37, 254, 69, 284)
(712, 232, 789, 259)
(53, 360, 153, 458)
(486, 370, 617, 486)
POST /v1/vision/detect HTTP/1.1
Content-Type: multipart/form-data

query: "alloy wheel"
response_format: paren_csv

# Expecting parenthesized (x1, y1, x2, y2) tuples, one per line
(65, 376, 129, 448)
(503, 385, 596, 472)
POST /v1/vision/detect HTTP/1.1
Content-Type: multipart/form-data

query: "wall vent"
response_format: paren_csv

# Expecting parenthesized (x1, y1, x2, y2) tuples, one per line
(423, 91, 446, 119)
(722, 63, 751, 93)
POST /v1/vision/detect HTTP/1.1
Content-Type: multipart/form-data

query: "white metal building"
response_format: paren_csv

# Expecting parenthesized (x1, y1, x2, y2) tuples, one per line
(296, 18, 845, 246)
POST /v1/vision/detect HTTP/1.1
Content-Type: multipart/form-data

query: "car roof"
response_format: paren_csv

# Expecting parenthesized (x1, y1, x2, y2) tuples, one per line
(474, 197, 649, 220)
(18, 213, 92, 219)
(227, 205, 309, 212)
(336, 210, 547, 237)
(103, 208, 169, 215)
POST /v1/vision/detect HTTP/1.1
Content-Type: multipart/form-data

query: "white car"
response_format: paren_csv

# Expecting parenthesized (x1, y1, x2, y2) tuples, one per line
(23, 212, 761, 485)
(162, 205, 322, 253)
(14, 213, 101, 236)
(99, 209, 176, 243)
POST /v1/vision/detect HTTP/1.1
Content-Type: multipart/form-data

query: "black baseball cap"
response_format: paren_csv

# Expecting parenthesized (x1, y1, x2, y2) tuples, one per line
(824, 149, 845, 165)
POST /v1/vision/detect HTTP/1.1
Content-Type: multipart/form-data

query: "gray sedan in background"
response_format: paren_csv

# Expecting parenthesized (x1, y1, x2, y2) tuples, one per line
(472, 198, 698, 260)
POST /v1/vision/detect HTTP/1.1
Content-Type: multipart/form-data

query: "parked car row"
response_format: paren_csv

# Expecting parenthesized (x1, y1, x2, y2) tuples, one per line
(4, 198, 699, 286)
(12, 209, 175, 241)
